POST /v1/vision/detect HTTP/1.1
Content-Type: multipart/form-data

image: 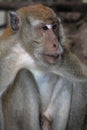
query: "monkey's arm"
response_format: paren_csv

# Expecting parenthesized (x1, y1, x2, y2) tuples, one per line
(42, 49, 87, 130)
(52, 48, 87, 82)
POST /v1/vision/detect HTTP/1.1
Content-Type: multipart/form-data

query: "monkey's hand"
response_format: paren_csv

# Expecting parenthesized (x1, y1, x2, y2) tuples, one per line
(41, 115, 52, 130)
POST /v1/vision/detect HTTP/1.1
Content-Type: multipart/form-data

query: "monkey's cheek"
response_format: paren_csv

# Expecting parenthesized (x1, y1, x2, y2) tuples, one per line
(44, 55, 59, 64)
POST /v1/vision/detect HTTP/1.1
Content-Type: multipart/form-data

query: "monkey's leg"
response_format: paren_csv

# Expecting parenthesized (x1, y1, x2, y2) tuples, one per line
(2, 69, 40, 130)
(42, 78, 72, 130)
(40, 79, 64, 130)
(52, 80, 72, 130)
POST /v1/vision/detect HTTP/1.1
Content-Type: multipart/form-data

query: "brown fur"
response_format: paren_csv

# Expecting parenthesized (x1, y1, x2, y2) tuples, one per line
(0, 26, 16, 40)
(18, 4, 56, 21)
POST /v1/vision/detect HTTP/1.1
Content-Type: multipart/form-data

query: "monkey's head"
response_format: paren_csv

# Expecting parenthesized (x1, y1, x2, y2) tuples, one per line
(10, 4, 64, 67)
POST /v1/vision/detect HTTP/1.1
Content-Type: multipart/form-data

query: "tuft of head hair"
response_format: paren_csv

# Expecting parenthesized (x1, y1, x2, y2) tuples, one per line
(18, 4, 56, 21)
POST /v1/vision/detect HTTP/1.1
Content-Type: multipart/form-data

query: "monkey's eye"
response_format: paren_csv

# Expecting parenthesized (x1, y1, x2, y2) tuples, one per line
(52, 23, 58, 32)
(42, 25, 48, 30)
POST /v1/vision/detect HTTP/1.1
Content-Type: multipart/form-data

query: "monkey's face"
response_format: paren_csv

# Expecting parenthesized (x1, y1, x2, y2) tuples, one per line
(30, 18, 64, 66)
(10, 4, 64, 67)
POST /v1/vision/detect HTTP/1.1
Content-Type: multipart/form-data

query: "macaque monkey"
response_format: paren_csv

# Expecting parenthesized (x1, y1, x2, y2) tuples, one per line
(0, 4, 87, 130)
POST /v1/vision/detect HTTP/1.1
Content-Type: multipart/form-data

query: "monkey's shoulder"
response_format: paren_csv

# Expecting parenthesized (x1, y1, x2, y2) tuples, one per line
(0, 27, 16, 40)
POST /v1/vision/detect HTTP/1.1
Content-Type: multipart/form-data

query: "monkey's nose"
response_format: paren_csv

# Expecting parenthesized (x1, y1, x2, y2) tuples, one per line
(52, 43, 64, 55)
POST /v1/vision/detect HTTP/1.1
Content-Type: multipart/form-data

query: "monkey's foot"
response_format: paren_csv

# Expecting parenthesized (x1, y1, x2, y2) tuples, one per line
(41, 116, 52, 130)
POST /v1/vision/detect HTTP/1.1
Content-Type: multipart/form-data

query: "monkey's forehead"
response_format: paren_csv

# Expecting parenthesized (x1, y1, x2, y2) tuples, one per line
(18, 4, 57, 21)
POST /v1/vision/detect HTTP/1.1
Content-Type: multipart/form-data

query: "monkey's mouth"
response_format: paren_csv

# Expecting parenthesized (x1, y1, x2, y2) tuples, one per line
(42, 53, 60, 64)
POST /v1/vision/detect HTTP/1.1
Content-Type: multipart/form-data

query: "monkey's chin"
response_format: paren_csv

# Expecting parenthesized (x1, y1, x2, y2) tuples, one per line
(43, 54, 60, 64)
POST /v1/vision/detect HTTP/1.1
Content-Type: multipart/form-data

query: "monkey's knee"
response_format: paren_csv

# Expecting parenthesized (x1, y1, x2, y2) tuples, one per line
(16, 68, 31, 77)
(15, 68, 35, 82)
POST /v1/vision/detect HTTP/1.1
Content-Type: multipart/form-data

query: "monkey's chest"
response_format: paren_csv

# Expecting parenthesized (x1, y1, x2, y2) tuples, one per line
(34, 71, 58, 111)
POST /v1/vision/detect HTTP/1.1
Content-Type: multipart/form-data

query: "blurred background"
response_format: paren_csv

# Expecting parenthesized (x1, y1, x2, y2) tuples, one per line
(0, 0, 87, 66)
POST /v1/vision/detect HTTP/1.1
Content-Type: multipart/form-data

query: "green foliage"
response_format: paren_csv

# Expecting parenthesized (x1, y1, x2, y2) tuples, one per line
(83, 0, 87, 3)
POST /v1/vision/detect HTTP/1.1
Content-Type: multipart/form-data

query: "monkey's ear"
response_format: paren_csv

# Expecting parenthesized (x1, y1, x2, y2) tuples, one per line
(9, 11, 21, 31)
